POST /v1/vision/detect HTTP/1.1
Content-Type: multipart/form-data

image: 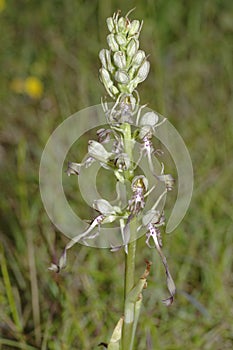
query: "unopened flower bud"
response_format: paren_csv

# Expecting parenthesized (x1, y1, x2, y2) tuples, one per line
(106, 17, 115, 32)
(99, 68, 118, 98)
(115, 33, 127, 47)
(99, 67, 111, 85)
(99, 49, 108, 69)
(127, 38, 139, 58)
(132, 50, 146, 66)
(115, 70, 130, 84)
(99, 49, 114, 73)
(128, 20, 141, 36)
(107, 34, 119, 51)
(137, 60, 150, 82)
(105, 50, 115, 73)
(113, 51, 126, 69)
(110, 85, 120, 96)
(117, 16, 127, 32)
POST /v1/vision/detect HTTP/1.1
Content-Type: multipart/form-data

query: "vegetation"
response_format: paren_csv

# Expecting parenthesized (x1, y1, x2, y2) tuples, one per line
(0, 1, 232, 349)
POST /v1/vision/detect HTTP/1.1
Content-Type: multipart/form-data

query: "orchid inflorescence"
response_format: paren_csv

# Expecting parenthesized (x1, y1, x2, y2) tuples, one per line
(49, 9, 176, 306)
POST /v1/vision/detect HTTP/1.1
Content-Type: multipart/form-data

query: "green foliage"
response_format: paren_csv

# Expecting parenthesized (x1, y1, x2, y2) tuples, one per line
(0, 0, 232, 349)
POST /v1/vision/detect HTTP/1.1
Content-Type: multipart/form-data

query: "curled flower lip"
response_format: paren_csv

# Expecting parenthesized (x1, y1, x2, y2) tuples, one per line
(66, 162, 81, 176)
(48, 215, 104, 272)
(145, 221, 176, 305)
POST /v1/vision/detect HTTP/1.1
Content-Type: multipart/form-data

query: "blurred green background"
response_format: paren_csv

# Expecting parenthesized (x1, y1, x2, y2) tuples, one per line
(0, 0, 232, 349)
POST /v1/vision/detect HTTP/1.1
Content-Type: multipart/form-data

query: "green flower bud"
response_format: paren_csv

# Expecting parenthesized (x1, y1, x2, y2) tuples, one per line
(115, 70, 130, 84)
(115, 33, 127, 47)
(110, 85, 120, 96)
(99, 68, 118, 98)
(126, 38, 139, 58)
(137, 60, 150, 82)
(132, 50, 146, 66)
(107, 34, 119, 51)
(106, 17, 115, 32)
(128, 20, 141, 36)
(99, 49, 114, 72)
(99, 49, 108, 69)
(117, 16, 127, 32)
(99, 67, 111, 85)
(113, 51, 126, 69)
(106, 50, 115, 73)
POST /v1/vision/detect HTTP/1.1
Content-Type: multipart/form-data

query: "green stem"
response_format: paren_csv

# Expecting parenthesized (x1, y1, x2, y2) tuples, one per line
(121, 122, 140, 350)
(122, 122, 134, 181)
(124, 239, 136, 298)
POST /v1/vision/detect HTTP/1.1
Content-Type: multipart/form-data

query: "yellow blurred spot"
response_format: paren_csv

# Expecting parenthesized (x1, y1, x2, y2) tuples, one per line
(11, 76, 44, 99)
(24, 76, 43, 99)
(0, 0, 6, 12)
